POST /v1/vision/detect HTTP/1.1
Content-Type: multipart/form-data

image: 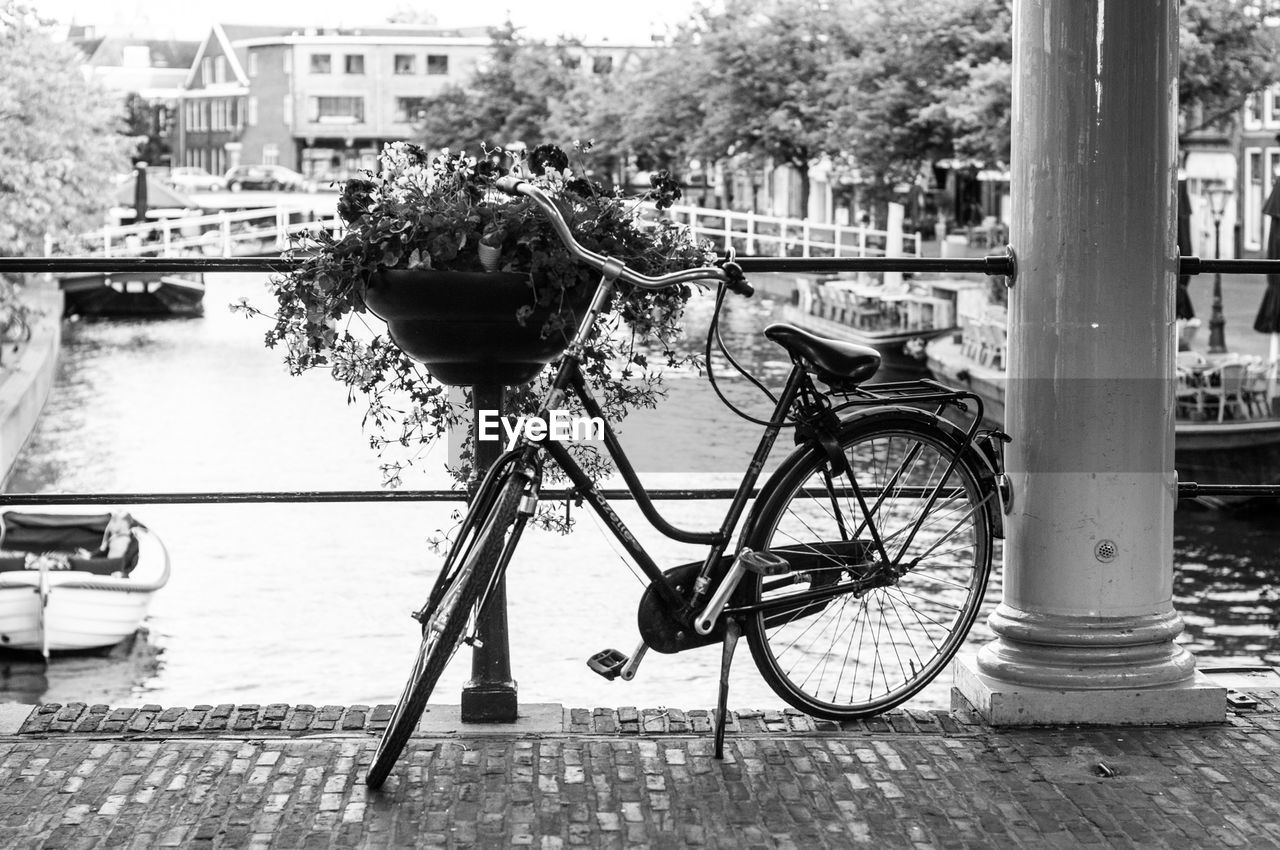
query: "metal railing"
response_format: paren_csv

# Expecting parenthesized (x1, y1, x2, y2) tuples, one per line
(663, 204, 923, 259)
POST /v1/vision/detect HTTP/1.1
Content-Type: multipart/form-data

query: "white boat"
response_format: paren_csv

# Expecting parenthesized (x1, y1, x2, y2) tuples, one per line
(0, 512, 170, 657)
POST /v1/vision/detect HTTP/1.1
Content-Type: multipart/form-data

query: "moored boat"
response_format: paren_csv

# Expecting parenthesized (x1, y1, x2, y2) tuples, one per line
(0, 512, 170, 657)
(784, 276, 988, 372)
(57, 271, 205, 317)
(926, 321, 1280, 507)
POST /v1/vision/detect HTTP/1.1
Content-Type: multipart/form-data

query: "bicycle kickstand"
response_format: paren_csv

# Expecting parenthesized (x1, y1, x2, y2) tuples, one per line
(713, 616, 743, 760)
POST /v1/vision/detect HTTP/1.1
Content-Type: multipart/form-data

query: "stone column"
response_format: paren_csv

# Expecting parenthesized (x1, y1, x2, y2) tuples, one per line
(955, 0, 1225, 723)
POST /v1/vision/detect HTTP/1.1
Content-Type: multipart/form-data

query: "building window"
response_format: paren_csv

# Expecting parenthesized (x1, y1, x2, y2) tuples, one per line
(248, 52, 258, 77)
(394, 53, 416, 74)
(426, 54, 448, 75)
(310, 53, 332, 74)
(248, 96, 258, 127)
(201, 57, 212, 83)
(309, 96, 365, 124)
(345, 54, 365, 74)
(263, 143, 280, 166)
(395, 97, 429, 123)
(1247, 94, 1264, 130)
(214, 55, 227, 83)
(591, 55, 613, 74)
(283, 94, 292, 127)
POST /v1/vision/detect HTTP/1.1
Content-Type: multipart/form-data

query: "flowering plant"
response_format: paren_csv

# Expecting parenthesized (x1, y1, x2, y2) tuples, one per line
(239, 141, 713, 493)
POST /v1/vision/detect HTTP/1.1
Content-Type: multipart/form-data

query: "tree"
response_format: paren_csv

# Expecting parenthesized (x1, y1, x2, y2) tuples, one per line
(123, 92, 171, 166)
(827, 0, 1011, 193)
(414, 23, 575, 153)
(0, 2, 132, 257)
(1179, 0, 1280, 135)
(690, 0, 861, 214)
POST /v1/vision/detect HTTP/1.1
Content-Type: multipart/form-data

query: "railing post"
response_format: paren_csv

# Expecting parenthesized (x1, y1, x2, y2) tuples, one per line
(802, 220, 811, 257)
(460, 382, 518, 722)
(161, 221, 172, 256)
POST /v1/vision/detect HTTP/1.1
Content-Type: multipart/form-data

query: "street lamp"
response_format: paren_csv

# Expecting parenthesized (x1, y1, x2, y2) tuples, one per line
(1206, 182, 1233, 354)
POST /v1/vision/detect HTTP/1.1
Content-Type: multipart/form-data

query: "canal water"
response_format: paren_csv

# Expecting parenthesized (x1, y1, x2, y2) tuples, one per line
(2, 273, 1276, 710)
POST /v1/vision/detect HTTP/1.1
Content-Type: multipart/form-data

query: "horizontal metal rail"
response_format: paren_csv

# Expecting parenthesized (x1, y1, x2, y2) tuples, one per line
(0, 481, 1272, 506)
(1176, 482, 1280, 499)
(1, 254, 1020, 277)
(0, 489, 745, 506)
(5, 253, 1280, 278)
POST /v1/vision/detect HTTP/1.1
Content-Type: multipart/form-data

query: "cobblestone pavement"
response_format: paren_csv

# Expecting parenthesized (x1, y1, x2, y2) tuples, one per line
(1, 691, 1279, 849)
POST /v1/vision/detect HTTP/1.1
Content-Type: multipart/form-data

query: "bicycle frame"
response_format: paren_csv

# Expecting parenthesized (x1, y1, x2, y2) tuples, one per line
(464, 270, 1003, 639)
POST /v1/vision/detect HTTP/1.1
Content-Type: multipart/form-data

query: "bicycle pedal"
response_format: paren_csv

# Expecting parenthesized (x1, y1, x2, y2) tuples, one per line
(462, 635, 485, 648)
(587, 648, 628, 680)
(742, 550, 790, 576)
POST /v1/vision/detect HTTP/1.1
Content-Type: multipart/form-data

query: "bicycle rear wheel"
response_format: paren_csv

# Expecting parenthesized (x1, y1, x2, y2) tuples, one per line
(364, 473, 524, 788)
(742, 415, 995, 720)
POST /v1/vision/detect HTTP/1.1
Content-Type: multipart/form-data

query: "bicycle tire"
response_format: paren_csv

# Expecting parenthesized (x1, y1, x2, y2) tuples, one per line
(742, 413, 995, 720)
(365, 473, 524, 788)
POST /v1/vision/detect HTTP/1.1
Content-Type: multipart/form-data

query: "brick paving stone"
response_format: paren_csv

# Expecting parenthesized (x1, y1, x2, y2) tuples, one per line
(3, 704, 1280, 847)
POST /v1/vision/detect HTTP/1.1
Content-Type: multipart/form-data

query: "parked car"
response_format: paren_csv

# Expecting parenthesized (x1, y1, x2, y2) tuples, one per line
(166, 166, 226, 192)
(223, 164, 314, 192)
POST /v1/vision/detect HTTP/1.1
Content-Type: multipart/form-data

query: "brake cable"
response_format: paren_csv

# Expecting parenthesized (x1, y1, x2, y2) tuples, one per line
(703, 279, 797, 428)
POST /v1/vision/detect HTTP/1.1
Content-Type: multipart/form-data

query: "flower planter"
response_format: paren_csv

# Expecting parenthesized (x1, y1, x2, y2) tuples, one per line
(362, 269, 588, 387)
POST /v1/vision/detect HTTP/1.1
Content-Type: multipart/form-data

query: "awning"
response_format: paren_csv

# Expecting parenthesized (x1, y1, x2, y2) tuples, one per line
(1183, 151, 1237, 182)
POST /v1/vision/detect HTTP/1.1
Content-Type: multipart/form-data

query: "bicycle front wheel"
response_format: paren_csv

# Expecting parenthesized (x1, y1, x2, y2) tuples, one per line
(743, 415, 995, 720)
(365, 474, 524, 789)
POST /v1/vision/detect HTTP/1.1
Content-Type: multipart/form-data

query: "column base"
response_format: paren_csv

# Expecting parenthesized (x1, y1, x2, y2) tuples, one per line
(953, 659, 1226, 725)
(460, 681, 518, 723)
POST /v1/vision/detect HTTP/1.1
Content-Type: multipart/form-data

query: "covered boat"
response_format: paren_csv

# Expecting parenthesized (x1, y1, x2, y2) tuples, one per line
(0, 512, 170, 657)
(926, 321, 1280, 508)
(784, 276, 987, 372)
(57, 270, 205, 317)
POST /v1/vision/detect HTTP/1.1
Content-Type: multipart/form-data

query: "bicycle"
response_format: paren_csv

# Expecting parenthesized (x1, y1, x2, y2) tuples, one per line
(364, 176, 1011, 788)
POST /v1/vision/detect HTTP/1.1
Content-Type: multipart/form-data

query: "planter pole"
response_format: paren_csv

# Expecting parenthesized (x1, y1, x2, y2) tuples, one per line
(460, 382, 518, 722)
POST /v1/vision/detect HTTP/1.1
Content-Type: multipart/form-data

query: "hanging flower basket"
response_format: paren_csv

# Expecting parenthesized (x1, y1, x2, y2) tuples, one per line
(362, 269, 590, 387)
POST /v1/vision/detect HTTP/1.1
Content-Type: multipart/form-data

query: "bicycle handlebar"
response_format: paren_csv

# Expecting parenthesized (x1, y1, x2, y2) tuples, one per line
(494, 175, 753, 297)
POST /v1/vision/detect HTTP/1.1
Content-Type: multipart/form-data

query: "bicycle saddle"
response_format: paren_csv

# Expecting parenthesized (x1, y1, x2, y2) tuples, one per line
(764, 323, 881, 389)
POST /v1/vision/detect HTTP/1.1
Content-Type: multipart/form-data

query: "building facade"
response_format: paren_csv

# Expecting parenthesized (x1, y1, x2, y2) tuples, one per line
(177, 23, 654, 185)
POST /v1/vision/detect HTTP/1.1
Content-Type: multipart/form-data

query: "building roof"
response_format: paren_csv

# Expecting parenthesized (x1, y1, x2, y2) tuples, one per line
(217, 23, 495, 43)
(72, 36, 200, 69)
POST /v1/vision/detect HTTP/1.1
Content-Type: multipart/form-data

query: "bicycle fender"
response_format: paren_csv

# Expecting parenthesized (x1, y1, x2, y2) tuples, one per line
(744, 405, 1005, 543)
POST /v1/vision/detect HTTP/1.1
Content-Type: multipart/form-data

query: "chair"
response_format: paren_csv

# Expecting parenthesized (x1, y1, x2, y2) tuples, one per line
(1244, 360, 1279, 418)
(975, 322, 1006, 369)
(1200, 362, 1250, 422)
(1175, 367, 1204, 419)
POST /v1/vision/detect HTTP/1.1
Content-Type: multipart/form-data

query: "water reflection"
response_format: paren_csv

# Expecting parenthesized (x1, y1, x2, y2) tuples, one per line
(0, 631, 161, 705)
(4, 273, 1277, 710)
(1175, 508, 1280, 664)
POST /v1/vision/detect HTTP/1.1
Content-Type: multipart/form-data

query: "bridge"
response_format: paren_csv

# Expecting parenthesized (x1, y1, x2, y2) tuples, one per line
(49, 200, 921, 264)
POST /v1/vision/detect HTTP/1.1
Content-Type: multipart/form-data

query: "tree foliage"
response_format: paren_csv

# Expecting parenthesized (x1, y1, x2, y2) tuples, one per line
(824, 0, 1011, 186)
(411, 1, 1280, 209)
(0, 2, 131, 256)
(1179, 0, 1280, 135)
